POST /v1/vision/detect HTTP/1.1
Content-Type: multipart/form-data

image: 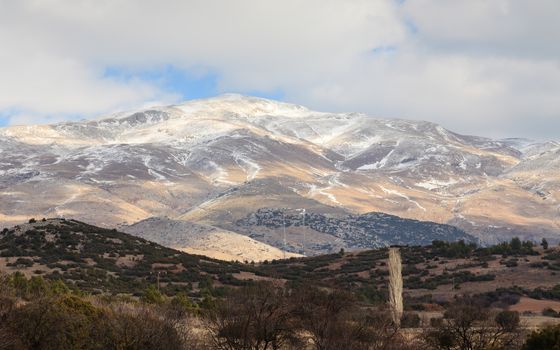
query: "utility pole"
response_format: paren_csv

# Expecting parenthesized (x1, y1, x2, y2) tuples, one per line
(302, 208, 306, 256)
(282, 210, 287, 260)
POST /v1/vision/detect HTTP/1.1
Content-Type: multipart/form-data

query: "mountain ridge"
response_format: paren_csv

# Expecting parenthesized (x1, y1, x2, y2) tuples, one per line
(1, 94, 558, 258)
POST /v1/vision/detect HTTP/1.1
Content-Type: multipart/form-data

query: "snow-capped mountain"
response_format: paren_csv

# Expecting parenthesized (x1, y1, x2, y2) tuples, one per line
(1, 94, 558, 256)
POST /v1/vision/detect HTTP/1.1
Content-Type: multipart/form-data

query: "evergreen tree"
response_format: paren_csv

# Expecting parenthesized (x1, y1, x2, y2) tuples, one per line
(511, 237, 522, 251)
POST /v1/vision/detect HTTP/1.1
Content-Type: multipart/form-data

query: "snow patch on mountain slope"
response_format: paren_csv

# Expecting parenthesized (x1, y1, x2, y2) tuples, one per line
(176, 94, 314, 119)
(232, 152, 261, 181)
(416, 178, 459, 190)
(380, 186, 426, 211)
(306, 183, 340, 205)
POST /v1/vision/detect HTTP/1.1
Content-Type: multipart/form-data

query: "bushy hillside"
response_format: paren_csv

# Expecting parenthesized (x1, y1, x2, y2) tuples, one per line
(0, 219, 251, 295)
(3, 218, 560, 313)
(4, 220, 560, 349)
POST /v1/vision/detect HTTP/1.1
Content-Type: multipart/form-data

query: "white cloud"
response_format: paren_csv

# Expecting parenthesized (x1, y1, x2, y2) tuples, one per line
(399, 0, 560, 60)
(0, 0, 559, 139)
(0, 52, 177, 118)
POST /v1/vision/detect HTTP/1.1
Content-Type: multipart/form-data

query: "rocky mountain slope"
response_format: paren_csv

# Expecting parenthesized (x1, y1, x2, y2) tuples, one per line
(122, 217, 300, 262)
(235, 208, 472, 255)
(0, 94, 558, 256)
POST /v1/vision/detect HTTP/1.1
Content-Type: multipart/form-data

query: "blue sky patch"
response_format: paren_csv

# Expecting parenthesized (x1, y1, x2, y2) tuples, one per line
(103, 65, 284, 102)
(104, 65, 220, 101)
(404, 18, 418, 34)
(0, 66, 286, 127)
(371, 45, 398, 55)
(0, 108, 23, 127)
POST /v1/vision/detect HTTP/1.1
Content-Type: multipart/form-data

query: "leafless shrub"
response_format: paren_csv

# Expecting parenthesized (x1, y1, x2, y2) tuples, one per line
(422, 297, 524, 350)
(98, 301, 192, 350)
(205, 282, 300, 350)
(292, 287, 407, 350)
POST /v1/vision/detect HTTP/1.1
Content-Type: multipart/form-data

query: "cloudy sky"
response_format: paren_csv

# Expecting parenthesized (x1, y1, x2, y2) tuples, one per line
(0, 0, 559, 140)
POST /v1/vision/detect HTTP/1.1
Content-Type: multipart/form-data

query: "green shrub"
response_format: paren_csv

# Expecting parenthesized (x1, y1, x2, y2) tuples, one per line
(141, 285, 165, 304)
(542, 308, 560, 318)
(523, 324, 560, 350)
(7, 294, 102, 350)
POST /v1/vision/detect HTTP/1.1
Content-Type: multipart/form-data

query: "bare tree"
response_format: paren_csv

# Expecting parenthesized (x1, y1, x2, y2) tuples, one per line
(293, 287, 355, 350)
(388, 247, 403, 327)
(422, 297, 523, 350)
(95, 302, 191, 350)
(293, 287, 405, 350)
(205, 282, 299, 350)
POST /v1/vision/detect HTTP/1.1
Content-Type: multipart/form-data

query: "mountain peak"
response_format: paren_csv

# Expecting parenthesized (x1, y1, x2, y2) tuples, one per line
(174, 93, 314, 118)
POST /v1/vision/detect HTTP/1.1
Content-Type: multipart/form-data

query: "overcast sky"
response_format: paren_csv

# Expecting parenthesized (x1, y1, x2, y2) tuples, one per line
(1, 0, 559, 140)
